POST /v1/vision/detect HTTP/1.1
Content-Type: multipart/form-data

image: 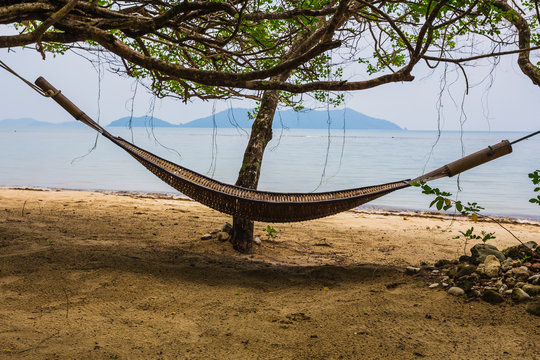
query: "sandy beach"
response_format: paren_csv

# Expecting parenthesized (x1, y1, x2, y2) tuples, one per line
(1, 188, 539, 359)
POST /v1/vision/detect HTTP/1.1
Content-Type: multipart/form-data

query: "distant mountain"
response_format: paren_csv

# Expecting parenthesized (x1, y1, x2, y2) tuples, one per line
(179, 108, 402, 130)
(1, 109, 402, 130)
(108, 116, 178, 127)
(0, 118, 82, 127)
(0, 118, 54, 127)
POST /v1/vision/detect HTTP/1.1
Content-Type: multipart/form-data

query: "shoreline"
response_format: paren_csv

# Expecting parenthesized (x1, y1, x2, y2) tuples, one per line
(3, 185, 540, 224)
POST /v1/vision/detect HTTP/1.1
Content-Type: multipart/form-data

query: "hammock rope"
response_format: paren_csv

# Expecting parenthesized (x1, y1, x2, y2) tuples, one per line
(2, 60, 537, 222)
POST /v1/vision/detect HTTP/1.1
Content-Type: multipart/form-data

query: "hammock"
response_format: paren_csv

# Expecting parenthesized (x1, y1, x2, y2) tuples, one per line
(34, 77, 517, 222)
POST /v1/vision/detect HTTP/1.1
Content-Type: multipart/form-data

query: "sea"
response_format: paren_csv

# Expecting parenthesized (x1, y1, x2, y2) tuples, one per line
(1, 125, 539, 220)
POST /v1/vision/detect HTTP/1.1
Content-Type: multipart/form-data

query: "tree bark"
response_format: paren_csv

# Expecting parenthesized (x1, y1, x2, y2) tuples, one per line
(230, 89, 280, 253)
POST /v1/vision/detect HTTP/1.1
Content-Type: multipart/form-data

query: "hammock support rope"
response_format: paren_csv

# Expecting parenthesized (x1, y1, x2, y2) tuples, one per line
(33, 76, 521, 222)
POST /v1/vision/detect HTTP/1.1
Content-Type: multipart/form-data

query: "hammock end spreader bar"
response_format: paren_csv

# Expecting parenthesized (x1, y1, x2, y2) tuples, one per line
(35, 76, 105, 134)
(412, 140, 513, 183)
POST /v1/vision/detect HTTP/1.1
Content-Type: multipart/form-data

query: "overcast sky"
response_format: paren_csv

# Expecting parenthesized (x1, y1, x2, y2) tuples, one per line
(1, 45, 538, 131)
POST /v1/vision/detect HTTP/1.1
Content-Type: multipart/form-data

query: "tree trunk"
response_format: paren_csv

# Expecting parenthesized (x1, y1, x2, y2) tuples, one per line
(230, 90, 280, 253)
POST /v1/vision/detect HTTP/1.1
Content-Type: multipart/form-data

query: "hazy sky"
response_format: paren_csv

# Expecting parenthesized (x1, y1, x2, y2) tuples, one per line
(1, 45, 538, 131)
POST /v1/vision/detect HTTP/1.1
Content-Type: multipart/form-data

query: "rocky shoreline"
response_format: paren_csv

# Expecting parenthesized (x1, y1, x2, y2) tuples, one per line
(408, 241, 540, 316)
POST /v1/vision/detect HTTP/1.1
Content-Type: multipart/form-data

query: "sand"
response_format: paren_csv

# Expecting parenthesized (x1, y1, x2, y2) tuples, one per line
(0, 188, 539, 359)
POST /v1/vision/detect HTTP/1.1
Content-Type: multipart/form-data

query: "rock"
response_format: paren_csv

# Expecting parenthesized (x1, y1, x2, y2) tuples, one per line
(501, 258, 513, 272)
(435, 259, 453, 268)
(441, 282, 449, 287)
(481, 289, 504, 304)
(504, 242, 537, 260)
(498, 284, 508, 294)
(431, 269, 440, 274)
(470, 244, 505, 265)
(511, 260, 522, 268)
(458, 255, 472, 263)
(504, 276, 517, 288)
(455, 276, 474, 292)
(200, 233, 212, 240)
(484, 255, 501, 278)
(522, 284, 540, 296)
(217, 231, 230, 242)
(405, 266, 421, 275)
(515, 282, 527, 289)
(221, 222, 233, 234)
(532, 263, 540, 271)
(253, 237, 262, 246)
(512, 288, 531, 302)
(526, 300, 540, 316)
(468, 289, 481, 298)
(528, 274, 540, 285)
(512, 266, 530, 280)
(456, 264, 477, 278)
(428, 283, 439, 289)
(448, 287, 465, 296)
(524, 240, 538, 252)
(476, 264, 486, 277)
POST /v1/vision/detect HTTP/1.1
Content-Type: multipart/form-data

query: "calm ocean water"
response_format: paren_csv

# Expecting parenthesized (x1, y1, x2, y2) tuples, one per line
(1, 126, 539, 220)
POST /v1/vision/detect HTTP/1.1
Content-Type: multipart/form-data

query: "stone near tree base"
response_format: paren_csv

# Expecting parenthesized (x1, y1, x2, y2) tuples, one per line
(254, 237, 262, 246)
(470, 244, 505, 265)
(200, 233, 212, 240)
(217, 232, 230, 242)
(484, 255, 501, 278)
(481, 289, 504, 304)
(512, 288, 531, 303)
(221, 222, 233, 235)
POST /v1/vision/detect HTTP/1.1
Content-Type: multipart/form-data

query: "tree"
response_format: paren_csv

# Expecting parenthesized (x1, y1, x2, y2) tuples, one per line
(1, 0, 539, 252)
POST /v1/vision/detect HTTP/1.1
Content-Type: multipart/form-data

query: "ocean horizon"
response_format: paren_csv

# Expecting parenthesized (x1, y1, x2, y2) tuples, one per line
(1, 126, 539, 220)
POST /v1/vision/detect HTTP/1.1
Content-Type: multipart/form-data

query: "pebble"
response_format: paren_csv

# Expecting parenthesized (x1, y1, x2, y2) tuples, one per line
(526, 300, 540, 316)
(528, 274, 540, 285)
(428, 283, 439, 289)
(501, 258, 513, 272)
(217, 232, 230, 242)
(481, 289, 504, 304)
(253, 237, 262, 246)
(448, 287, 465, 296)
(522, 284, 540, 296)
(221, 222, 233, 234)
(484, 255, 501, 278)
(498, 284, 508, 294)
(512, 266, 530, 280)
(455, 264, 476, 278)
(405, 266, 421, 275)
(200, 233, 212, 240)
(511, 288, 530, 303)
